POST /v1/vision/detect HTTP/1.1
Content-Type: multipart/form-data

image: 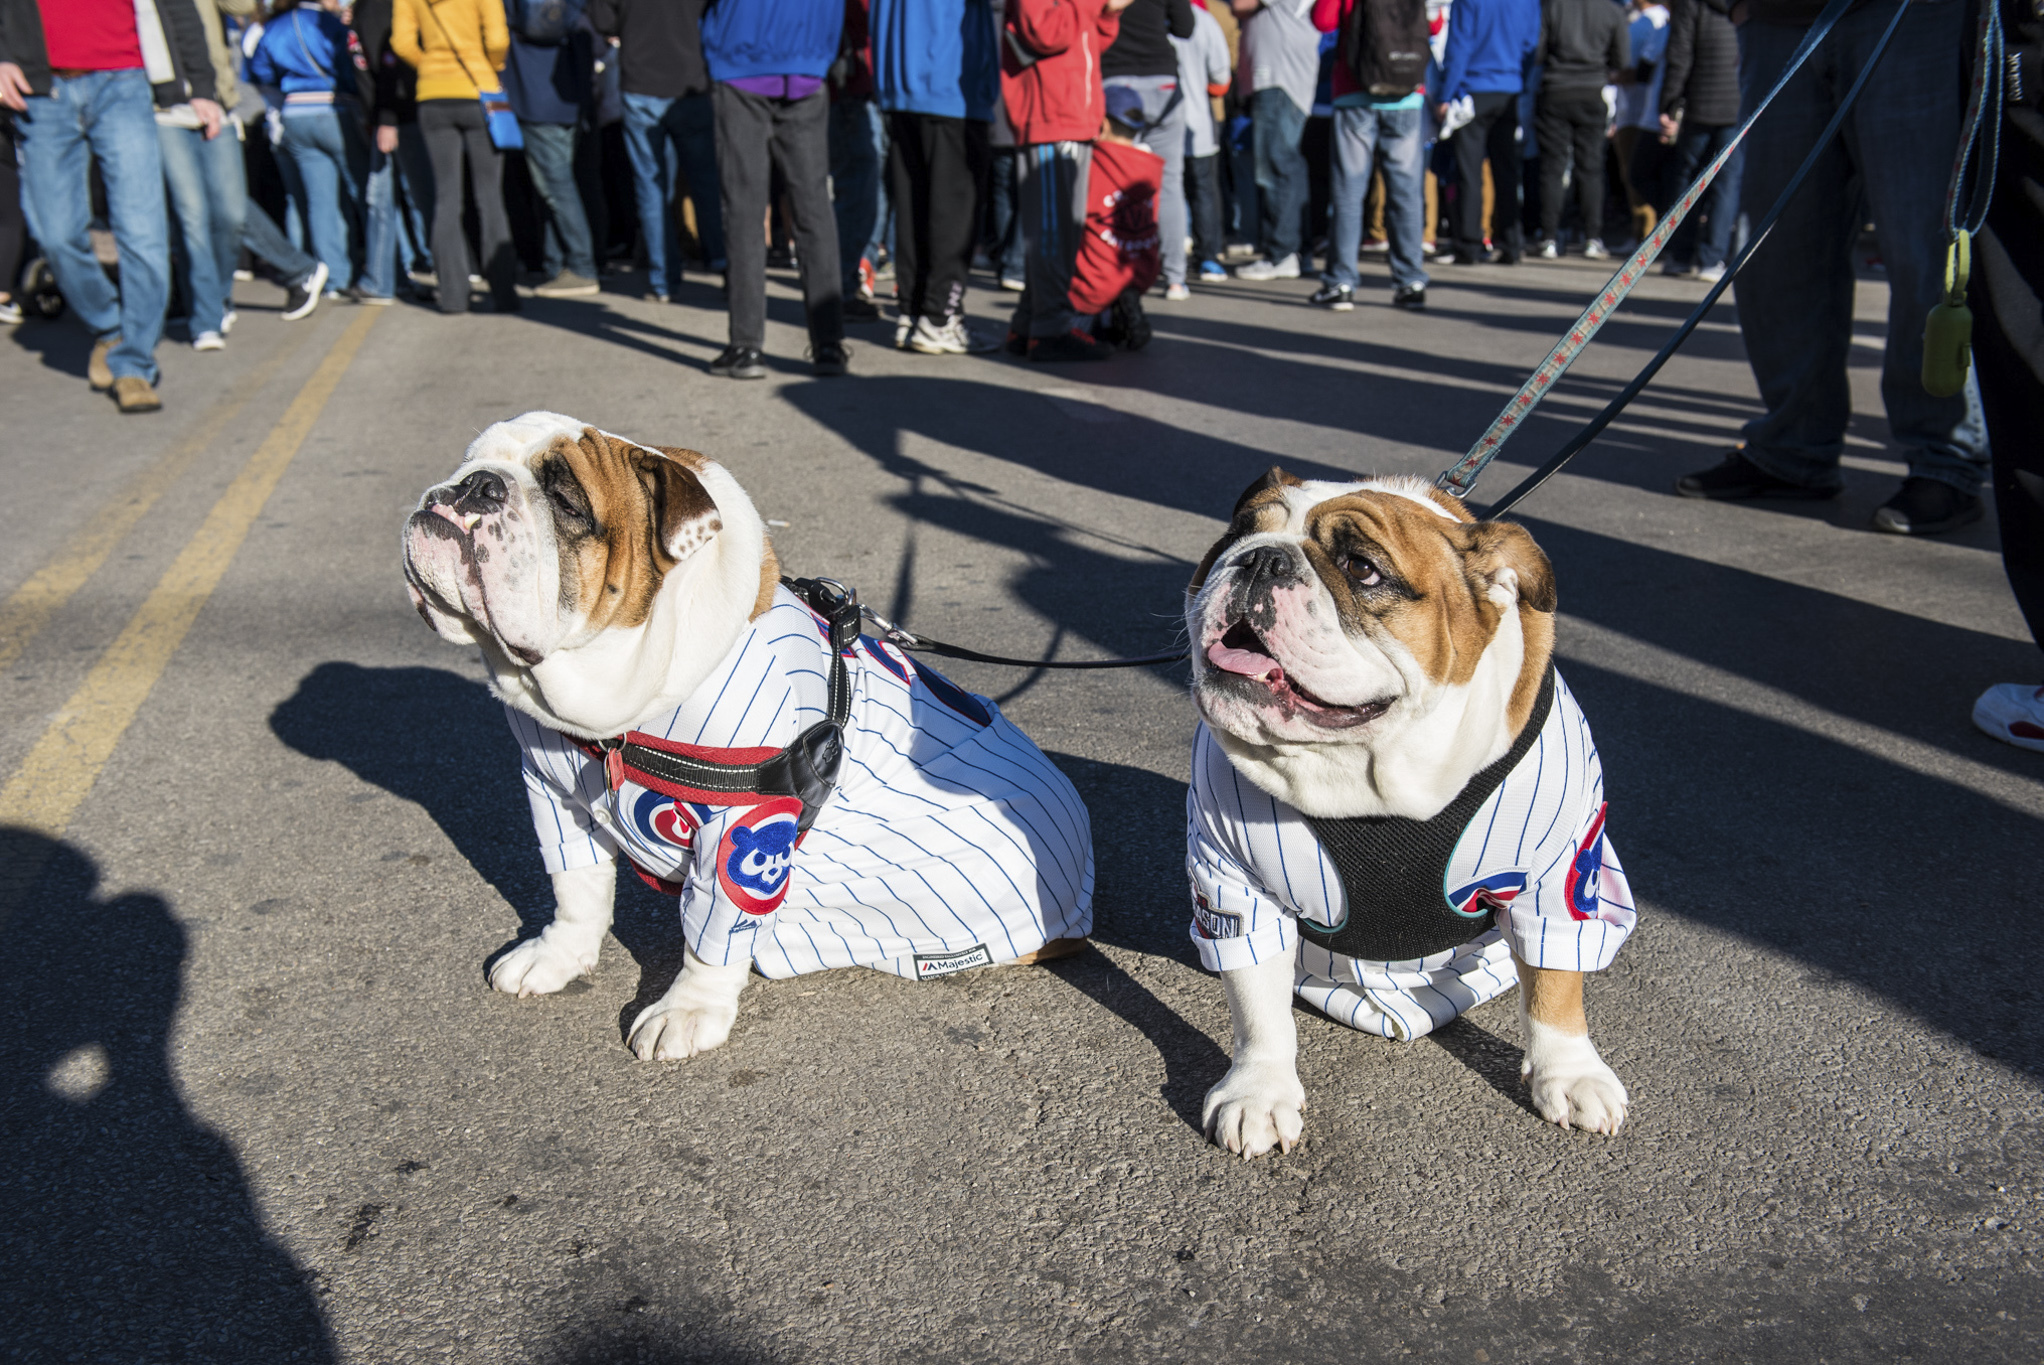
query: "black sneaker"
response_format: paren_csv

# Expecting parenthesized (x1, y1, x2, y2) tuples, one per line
(710, 345, 767, 379)
(843, 295, 882, 323)
(282, 260, 328, 321)
(1870, 477, 1984, 536)
(809, 341, 850, 376)
(1028, 329, 1112, 362)
(1105, 289, 1152, 350)
(1392, 285, 1427, 310)
(1310, 282, 1354, 311)
(1004, 330, 1028, 357)
(1675, 448, 1838, 501)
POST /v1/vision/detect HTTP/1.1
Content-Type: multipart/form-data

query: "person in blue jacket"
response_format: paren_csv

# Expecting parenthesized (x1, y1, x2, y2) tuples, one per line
(701, 0, 848, 378)
(250, 1, 367, 296)
(871, 0, 999, 355)
(1431, 0, 1539, 264)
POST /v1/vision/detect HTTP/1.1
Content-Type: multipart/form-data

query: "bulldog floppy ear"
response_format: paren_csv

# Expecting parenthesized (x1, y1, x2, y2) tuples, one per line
(1191, 466, 1308, 591)
(631, 446, 722, 565)
(1459, 519, 1557, 613)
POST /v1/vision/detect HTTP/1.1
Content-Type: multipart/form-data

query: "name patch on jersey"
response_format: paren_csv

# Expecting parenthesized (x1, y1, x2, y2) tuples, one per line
(913, 944, 994, 978)
(1192, 893, 1242, 940)
(717, 798, 803, 915)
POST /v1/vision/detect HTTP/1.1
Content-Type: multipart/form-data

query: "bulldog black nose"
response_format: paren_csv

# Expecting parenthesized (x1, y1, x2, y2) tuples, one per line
(452, 469, 507, 513)
(1237, 544, 1296, 588)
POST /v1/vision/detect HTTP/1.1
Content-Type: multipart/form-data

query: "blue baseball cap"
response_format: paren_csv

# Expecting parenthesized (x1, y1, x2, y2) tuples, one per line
(1104, 85, 1145, 129)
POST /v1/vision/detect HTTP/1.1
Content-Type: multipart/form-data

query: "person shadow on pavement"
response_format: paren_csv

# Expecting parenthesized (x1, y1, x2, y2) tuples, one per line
(0, 828, 336, 1364)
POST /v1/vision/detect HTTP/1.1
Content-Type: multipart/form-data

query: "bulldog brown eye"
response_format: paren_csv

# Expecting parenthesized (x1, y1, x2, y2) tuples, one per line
(1345, 555, 1382, 587)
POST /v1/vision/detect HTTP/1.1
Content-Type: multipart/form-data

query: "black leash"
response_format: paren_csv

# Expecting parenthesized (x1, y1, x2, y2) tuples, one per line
(855, 599, 1189, 670)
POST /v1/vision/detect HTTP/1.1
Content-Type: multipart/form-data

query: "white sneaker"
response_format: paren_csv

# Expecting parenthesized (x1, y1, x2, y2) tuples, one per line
(999, 275, 1026, 292)
(193, 331, 225, 352)
(1696, 262, 1728, 285)
(0, 299, 22, 326)
(1234, 253, 1300, 281)
(221, 309, 237, 334)
(908, 314, 998, 354)
(1973, 683, 2044, 753)
(1537, 238, 1560, 260)
(894, 314, 916, 350)
(1583, 238, 1609, 260)
(1164, 282, 1190, 302)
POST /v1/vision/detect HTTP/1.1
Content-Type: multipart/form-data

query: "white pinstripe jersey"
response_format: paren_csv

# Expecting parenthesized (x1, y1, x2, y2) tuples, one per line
(511, 588, 1095, 979)
(1186, 670, 1637, 1040)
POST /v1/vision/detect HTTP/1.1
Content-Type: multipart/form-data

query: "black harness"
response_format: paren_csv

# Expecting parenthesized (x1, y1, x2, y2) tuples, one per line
(1298, 667, 1555, 962)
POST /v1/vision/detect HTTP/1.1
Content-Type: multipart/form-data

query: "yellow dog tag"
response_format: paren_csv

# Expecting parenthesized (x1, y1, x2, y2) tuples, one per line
(1922, 231, 1974, 397)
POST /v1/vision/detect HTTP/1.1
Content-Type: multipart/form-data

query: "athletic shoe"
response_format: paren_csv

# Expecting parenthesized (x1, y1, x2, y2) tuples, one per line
(112, 375, 161, 413)
(88, 336, 118, 390)
(233, 268, 254, 282)
(709, 345, 767, 380)
(193, 331, 225, 352)
(1103, 290, 1152, 351)
(1676, 447, 1838, 501)
(1234, 253, 1300, 280)
(352, 290, 396, 306)
(895, 314, 916, 350)
(1870, 477, 1984, 536)
(999, 275, 1027, 292)
(1536, 238, 1560, 260)
(651, 291, 671, 305)
(1358, 238, 1390, 255)
(1583, 239, 1609, 260)
(1028, 329, 1112, 362)
(1972, 683, 2044, 753)
(1661, 259, 1694, 277)
(220, 309, 237, 334)
(1199, 259, 1228, 282)
(810, 341, 850, 376)
(0, 299, 22, 326)
(1310, 282, 1354, 311)
(843, 295, 883, 322)
(1004, 330, 1028, 357)
(1164, 282, 1191, 302)
(909, 314, 999, 354)
(1696, 262, 1728, 285)
(282, 262, 328, 320)
(1392, 285, 1427, 311)
(534, 270, 601, 298)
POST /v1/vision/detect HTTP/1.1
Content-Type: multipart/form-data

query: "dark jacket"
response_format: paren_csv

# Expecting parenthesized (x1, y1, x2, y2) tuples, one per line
(503, 24, 595, 122)
(1534, 0, 1627, 93)
(1101, 0, 1194, 79)
(352, 0, 421, 125)
(1660, 0, 1737, 127)
(587, 0, 709, 98)
(0, 0, 50, 95)
(150, 0, 219, 106)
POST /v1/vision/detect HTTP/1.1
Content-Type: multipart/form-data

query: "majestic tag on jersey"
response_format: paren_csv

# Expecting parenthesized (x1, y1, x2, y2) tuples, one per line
(913, 944, 994, 979)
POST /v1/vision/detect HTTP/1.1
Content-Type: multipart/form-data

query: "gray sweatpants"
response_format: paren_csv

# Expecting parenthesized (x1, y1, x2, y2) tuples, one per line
(1009, 140, 1091, 340)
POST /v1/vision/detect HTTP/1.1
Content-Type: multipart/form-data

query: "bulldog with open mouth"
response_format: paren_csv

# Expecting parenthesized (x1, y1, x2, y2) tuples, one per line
(1184, 469, 1637, 1156)
(402, 411, 1092, 1060)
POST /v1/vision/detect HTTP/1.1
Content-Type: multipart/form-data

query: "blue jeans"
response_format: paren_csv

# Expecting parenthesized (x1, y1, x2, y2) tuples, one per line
(158, 120, 246, 337)
(17, 69, 169, 383)
(1734, 0, 1988, 493)
(242, 200, 320, 287)
(521, 121, 597, 279)
(279, 108, 368, 292)
(1327, 103, 1428, 292)
(828, 95, 883, 296)
(621, 90, 724, 293)
(361, 124, 436, 297)
(1250, 87, 1309, 259)
(1663, 123, 1740, 270)
(984, 146, 1026, 280)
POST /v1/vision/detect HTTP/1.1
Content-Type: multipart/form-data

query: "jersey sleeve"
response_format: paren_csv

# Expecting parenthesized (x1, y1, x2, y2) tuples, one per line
(1185, 727, 1300, 974)
(675, 797, 804, 968)
(506, 706, 619, 875)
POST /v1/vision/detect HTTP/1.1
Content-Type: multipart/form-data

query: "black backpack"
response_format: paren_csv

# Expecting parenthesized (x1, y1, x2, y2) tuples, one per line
(511, 0, 585, 44)
(1340, 0, 1431, 99)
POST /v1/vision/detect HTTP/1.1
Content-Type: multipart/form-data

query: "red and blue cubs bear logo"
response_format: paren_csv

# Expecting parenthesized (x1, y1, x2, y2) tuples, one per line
(1447, 870, 1528, 919)
(630, 788, 701, 850)
(1565, 804, 1608, 922)
(716, 798, 803, 915)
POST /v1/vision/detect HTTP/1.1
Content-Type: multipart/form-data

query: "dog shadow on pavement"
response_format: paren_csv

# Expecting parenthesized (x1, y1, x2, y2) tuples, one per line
(0, 828, 336, 1363)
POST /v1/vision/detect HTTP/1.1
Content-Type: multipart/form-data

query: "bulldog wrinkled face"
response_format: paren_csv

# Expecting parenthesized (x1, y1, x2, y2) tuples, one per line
(1186, 467, 1556, 748)
(401, 413, 721, 668)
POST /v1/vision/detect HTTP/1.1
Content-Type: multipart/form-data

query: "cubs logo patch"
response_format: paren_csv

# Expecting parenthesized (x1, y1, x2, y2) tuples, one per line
(1191, 892, 1242, 940)
(630, 787, 702, 850)
(716, 798, 803, 915)
(1447, 870, 1529, 919)
(913, 944, 994, 979)
(1565, 804, 1608, 922)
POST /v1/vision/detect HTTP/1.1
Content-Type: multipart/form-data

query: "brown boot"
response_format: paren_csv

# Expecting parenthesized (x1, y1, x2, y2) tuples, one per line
(111, 375, 161, 413)
(88, 336, 120, 391)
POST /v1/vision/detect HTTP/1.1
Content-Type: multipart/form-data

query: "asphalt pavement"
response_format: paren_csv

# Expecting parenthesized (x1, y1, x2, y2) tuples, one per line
(2, 251, 2039, 1365)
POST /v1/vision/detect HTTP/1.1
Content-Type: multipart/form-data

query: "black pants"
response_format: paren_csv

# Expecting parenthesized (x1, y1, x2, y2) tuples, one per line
(0, 114, 22, 296)
(1972, 108, 2044, 658)
(1451, 90, 1523, 258)
(713, 82, 841, 350)
(886, 111, 989, 322)
(418, 99, 517, 312)
(1536, 87, 1608, 241)
(1186, 151, 1224, 266)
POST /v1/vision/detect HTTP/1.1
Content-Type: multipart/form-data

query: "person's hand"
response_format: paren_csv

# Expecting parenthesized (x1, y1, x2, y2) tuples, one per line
(0, 62, 32, 113)
(1658, 113, 1679, 140)
(1230, 0, 1261, 15)
(1433, 102, 1449, 125)
(193, 97, 224, 139)
(376, 123, 399, 154)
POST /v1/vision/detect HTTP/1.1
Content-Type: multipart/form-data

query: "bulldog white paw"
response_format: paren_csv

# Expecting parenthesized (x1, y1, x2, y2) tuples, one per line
(489, 934, 598, 997)
(1521, 1024, 1628, 1134)
(1202, 1060, 1307, 1158)
(627, 997, 737, 1061)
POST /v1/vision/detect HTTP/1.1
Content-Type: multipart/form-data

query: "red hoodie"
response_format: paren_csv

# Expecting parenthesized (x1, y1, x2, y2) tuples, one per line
(1070, 138, 1163, 314)
(1002, 0, 1122, 145)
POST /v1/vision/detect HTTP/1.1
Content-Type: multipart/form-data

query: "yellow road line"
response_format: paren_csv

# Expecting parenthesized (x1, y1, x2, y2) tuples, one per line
(0, 325, 313, 674)
(0, 307, 380, 840)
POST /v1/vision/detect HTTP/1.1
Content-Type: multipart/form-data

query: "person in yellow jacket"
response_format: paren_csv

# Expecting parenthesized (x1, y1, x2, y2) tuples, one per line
(391, 0, 519, 312)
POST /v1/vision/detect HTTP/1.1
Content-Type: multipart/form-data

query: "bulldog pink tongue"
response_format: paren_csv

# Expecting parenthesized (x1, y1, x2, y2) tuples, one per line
(1208, 639, 1280, 680)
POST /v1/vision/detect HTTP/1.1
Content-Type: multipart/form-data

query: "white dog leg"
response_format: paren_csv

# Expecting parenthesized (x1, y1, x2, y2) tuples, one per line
(1515, 954, 1628, 1134)
(627, 944, 751, 1062)
(1202, 947, 1308, 1158)
(489, 862, 617, 998)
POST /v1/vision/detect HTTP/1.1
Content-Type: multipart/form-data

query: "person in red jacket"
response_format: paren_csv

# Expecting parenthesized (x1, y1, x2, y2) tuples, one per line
(1072, 84, 1160, 350)
(1001, 0, 1134, 361)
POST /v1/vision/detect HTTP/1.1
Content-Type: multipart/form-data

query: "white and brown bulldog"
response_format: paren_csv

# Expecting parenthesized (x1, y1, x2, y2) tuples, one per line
(1184, 469, 1637, 1157)
(402, 412, 1092, 1061)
